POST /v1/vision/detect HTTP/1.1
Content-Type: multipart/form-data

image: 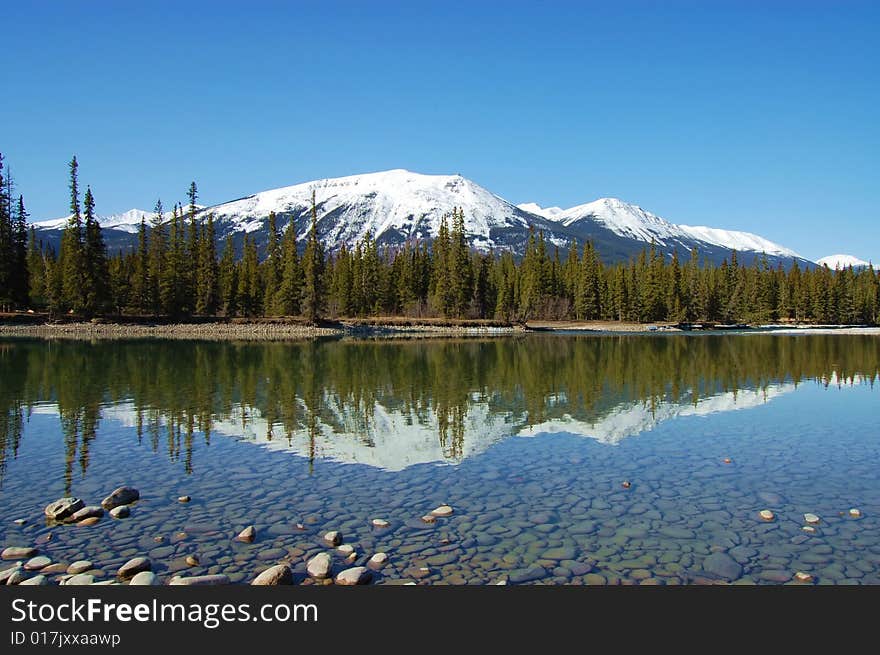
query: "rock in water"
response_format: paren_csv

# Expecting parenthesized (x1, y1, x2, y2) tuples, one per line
(430, 505, 454, 517)
(368, 553, 388, 568)
(169, 574, 230, 586)
(65, 573, 95, 586)
(849, 508, 862, 518)
(101, 486, 139, 510)
(323, 531, 342, 546)
(185, 555, 200, 567)
(702, 552, 743, 581)
(24, 556, 51, 571)
(420, 515, 436, 524)
(306, 553, 332, 579)
(129, 571, 159, 586)
(70, 506, 105, 522)
(2, 546, 38, 560)
(371, 518, 390, 528)
(759, 510, 775, 521)
(77, 517, 101, 526)
(337, 544, 355, 556)
(803, 513, 820, 525)
(44, 497, 84, 521)
(236, 526, 256, 543)
(19, 574, 48, 586)
(335, 567, 372, 586)
(118, 557, 151, 579)
(178, 496, 191, 503)
(109, 506, 130, 519)
(251, 564, 293, 585)
(794, 571, 814, 583)
(0, 564, 23, 584)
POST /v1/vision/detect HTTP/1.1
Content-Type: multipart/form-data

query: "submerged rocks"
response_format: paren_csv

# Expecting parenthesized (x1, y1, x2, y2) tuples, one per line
(0, 564, 23, 584)
(118, 557, 151, 579)
(306, 553, 332, 579)
(323, 531, 342, 547)
(701, 552, 743, 581)
(24, 556, 51, 571)
(368, 553, 388, 568)
(336, 544, 355, 557)
(2, 546, 38, 560)
(169, 574, 230, 586)
(420, 515, 436, 524)
(430, 505, 454, 517)
(77, 517, 101, 526)
(508, 566, 548, 584)
(794, 571, 814, 583)
(178, 496, 191, 503)
(251, 564, 293, 586)
(66, 573, 95, 586)
(44, 497, 84, 521)
(129, 571, 160, 586)
(371, 518, 390, 528)
(804, 513, 821, 525)
(236, 526, 256, 543)
(19, 574, 48, 586)
(101, 486, 140, 510)
(185, 555, 200, 567)
(335, 567, 372, 586)
(759, 510, 775, 521)
(848, 508, 862, 518)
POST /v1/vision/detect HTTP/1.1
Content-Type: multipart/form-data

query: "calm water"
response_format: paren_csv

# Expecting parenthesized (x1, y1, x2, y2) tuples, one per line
(1, 334, 878, 585)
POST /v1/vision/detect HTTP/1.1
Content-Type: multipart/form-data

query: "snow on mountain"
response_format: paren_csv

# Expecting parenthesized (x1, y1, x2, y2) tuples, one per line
(33, 207, 202, 234)
(205, 169, 565, 251)
(817, 254, 871, 270)
(516, 202, 565, 220)
(551, 197, 801, 258)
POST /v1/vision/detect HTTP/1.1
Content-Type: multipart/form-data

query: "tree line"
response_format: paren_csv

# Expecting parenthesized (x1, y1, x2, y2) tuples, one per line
(5, 153, 880, 325)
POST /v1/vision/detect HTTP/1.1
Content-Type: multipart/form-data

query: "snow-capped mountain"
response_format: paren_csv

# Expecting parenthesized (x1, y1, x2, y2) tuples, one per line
(31, 169, 814, 267)
(817, 254, 872, 270)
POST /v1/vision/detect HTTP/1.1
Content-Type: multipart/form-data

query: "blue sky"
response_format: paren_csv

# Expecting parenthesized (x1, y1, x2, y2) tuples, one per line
(3, 1, 878, 261)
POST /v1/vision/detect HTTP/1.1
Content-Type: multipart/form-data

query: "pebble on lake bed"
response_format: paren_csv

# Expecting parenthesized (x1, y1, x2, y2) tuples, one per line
(420, 515, 436, 524)
(101, 486, 139, 510)
(368, 552, 388, 567)
(802, 526, 817, 534)
(77, 517, 101, 526)
(323, 531, 342, 546)
(794, 571, 814, 583)
(2, 546, 38, 560)
(622, 481, 632, 489)
(723, 458, 732, 464)
(804, 513, 820, 524)
(337, 544, 355, 556)
(849, 508, 862, 518)
(13, 519, 26, 526)
(430, 505, 454, 517)
(109, 505, 130, 519)
(335, 566, 372, 586)
(759, 510, 775, 521)
(371, 518, 390, 528)
(178, 496, 191, 503)
(306, 553, 332, 579)
(186, 555, 200, 567)
(236, 525, 256, 543)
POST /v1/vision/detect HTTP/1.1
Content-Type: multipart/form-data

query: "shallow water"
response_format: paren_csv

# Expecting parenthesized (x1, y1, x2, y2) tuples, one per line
(1, 334, 878, 585)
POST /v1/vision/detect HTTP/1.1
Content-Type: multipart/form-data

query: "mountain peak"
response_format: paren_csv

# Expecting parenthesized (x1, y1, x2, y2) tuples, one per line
(817, 254, 871, 269)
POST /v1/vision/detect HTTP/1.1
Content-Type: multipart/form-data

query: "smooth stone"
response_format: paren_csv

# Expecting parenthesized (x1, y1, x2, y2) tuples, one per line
(420, 515, 436, 524)
(804, 513, 820, 525)
(109, 506, 130, 519)
(252, 564, 294, 586)
(794, 571, 814, 583)
(584, 573, 607, 585)
(758, 570, 792, 583)
(702, 552, 743, 581)
(323, 531, 342, 547)
(44, 497, 84, 520)
(541, 547, 577, 560)
(19, 575, 47, 586)
(802, 526, 817, 534)
(178, 496, 191, 503)
(24, 556, 51, 571)
(335, 567, 372, 586)
(368, 553, 388, 568)
(508, 567, 548, 584)
(129, 571, 160, 586)
(236, 526, 256, 543)
(430, 505, 454, 517)
(759, 510, 775, 521)
(185, 555, 200, 567)
(371, 519, 390, 528)
(101, 486, 140, 510)
(659, 527, 695, 539)
(13, 519, 26, 526)
(41, 563, 67, 575)
(257, 548, 285, 561)
(337, 544, 355, 556)
(2, 547, 38, 560)
(78, 517, 101, 526)
(35, 534, 53, 545)
(169, 574, 230, 586)
(118, 557, 151, 579)
(70, 505, 105, 522)
(0, 564, 23, 583)
(425, 552, 457, 566)
(307, 553, 332, 579)
(848, 508, 861, 518)
(66, 573, 95, 586)
(758, 492, 784, 505)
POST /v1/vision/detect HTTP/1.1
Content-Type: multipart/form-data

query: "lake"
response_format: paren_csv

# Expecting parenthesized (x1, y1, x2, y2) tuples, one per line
(1, 334, 878, 585)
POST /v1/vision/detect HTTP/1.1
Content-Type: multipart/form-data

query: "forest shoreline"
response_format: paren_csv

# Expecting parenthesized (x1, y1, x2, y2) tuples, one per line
(1, 314, 877, 340)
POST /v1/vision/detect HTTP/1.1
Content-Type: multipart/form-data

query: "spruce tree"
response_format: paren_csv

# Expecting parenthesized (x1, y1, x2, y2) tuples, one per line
(301, 191, 325, 323)
(219, 234, 238, 316)
(60, 156, 86, 314)
(276, 215, 301, 316)
(82, 186, 110, 315)
(147, 199, 166, 316)
(131, 218, 149, 313)
(195, 214, 219, 315)
(12, 195, 30, 307)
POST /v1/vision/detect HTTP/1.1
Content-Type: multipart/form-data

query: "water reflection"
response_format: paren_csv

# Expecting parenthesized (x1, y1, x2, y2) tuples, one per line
(1, 335, 878, 486)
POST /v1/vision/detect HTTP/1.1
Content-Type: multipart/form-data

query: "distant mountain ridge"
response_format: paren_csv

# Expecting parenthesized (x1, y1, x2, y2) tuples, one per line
(32, 169, 814, 268)
(817, 254, 872, 270)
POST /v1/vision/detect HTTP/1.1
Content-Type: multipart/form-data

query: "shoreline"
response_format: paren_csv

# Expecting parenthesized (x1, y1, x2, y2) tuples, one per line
(0, 318, 877, 340)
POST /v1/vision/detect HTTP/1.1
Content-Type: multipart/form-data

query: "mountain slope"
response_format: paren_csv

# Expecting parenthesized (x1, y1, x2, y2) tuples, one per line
(817, 254, 872, 270)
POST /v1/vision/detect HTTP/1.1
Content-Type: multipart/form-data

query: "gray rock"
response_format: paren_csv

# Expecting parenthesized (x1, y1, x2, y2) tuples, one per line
(2, 546, 38, 560)
(702, 552, 743, 581)
(168, 574, 230, 586)
(66, 573, 95, 586)
(44, 497, 84, 521)
(335, 567, 372, 585)
(19, 574, 48, 586)
(541, 546, 576, 560)
(70, 505, 105, 522)
(129, 571, 159, 586)
(236, 526, 256, 543)
(306, 553, 332, 579)
(118, 557, 151, 579)
(24, 556, 51, 571)
(251, 564, 293, 585)
(109, 505, 130, 519)
(323, 531, 342, 546)
(0, 564, 23, 583)
(368, 553, 388, 568)
(101, 486, 140, 510)
(430, 505, 454, 517)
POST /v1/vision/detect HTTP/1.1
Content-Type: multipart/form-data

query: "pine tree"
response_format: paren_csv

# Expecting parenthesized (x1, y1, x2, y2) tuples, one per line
(195, 214, 219, 315)
(131, 218, 149, 313)
(301, 191, 325, 323)
(60, 156, 86, 314)
(275, 215, 301, 316)
(219, 234, 238, 316)
(12, 195, 29, 307)
(147, 199, 166, 316)
(82, 186, 110, 316)
(27, 227, 46, 307)
(261, 211, 281, 314)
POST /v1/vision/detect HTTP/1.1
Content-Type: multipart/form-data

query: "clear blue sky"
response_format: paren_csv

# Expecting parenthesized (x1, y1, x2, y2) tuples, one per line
(3, 1, 878, 262)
